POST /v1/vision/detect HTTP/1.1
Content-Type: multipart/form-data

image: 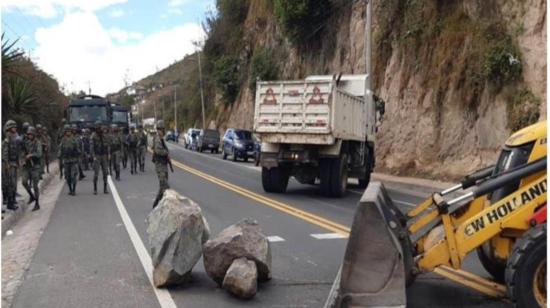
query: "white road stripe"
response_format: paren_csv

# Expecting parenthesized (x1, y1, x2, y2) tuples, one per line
(267, 235, 285, 242)
(310, 233, 348, 240)
(108, 176, 177, 308)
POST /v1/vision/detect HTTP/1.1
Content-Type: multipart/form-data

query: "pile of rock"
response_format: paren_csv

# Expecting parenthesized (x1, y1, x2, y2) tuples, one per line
(146, 189, 210, 287)
(146, 190, 271, 299)
(203, 219, 272, 299)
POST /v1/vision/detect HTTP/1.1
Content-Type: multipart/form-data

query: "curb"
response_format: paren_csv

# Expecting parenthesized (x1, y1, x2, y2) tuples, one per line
(2, 162, 60, 238)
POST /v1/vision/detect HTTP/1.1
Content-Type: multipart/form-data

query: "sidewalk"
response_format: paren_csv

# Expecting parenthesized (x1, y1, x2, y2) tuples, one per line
(2, 162, 59, 237)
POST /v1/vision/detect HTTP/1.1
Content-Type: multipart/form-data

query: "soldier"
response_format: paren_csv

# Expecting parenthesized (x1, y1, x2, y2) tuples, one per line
(110, 125, 123, 181)
(2, 120, 20, 210)
(58, 124, 81, 195)
(126, 124, 139, 174)
(73, 126, 86, 180)
(81, 129, 91, 170)
(152, 120, 170, 208)
(122, 126, 129, 169)
(137, 124, 147, 172)
(57, 119, 66, 179)
(91, 121, 110, 194)
(41, 127, 51, 173)
(22, 126, 42, 211)
(19, 122, 31, 187)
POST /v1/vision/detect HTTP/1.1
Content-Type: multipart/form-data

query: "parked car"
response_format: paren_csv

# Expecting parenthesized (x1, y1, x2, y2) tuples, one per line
(165, 130, 177, 142)
(197, 129, 220, 153)
(184, 128, 200, 149)
(222, 129, 255, 162)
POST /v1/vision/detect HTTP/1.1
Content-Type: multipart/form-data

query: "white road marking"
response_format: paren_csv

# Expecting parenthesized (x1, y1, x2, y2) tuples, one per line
(310, 233, 348, 240)
(108, 176, 177, 308)
(267, 235, 285, 242)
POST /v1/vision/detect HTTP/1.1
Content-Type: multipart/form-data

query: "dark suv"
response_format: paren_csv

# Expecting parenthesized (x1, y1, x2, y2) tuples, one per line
(197, 129, 220, 153)
(222, 129, 255, 162)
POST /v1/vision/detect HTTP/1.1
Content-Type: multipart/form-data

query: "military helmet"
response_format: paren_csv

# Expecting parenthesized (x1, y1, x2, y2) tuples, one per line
(36, 124, 42, 129)
(4, 120, 17, 131)
(64, 124, 71, 132)
(71, 124, 78, 130)
(22, 122, 30, 129)
(95, 120, 102, 128)
(61, 118, 66, 123)
(156, 120, 165, 130)
(27, 126, 36, 135)
(111, 124, 119, 130)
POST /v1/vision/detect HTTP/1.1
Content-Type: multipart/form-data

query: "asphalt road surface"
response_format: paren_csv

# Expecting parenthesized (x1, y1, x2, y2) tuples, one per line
(10, 142, 508, 308)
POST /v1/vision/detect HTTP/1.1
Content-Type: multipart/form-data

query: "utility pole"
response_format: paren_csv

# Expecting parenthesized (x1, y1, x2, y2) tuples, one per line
(197, 50, 206, 129)
(153, 100, 157, 122)
(174, 85, 178, 133)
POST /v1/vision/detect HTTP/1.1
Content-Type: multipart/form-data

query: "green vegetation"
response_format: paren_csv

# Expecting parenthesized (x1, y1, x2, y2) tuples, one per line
(273, 0, 332, 45)
(249, 48, 278, 90)
(482, 38, 522, 89)
(506, 88, 541, 131)
(212, 55, 241, 103)
(2, 34, 67, 140)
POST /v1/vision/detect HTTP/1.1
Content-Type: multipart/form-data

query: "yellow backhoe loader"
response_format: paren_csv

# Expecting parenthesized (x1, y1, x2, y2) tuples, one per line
(327, 120, 547, 307)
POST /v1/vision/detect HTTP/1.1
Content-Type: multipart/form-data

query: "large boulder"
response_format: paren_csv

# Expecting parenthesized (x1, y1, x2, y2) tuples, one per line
(222, 257, 258, 299)
(146, 189, 210, 287)
(203, 219, 271, 285)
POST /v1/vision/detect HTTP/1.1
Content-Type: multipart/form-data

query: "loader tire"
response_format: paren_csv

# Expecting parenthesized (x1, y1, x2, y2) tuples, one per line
(476, 243, 506, 282)
(505, 224, 546, 308)
(262, 167, 289, 193)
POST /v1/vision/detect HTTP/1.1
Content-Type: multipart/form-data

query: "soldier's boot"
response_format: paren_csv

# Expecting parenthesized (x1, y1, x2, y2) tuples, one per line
(116, 171, 120, 181)
(32, 199, 40, 211)
(7, 196, 18, 211)
(24, 187, 36, 204)
(104, 182, 109, 194)
(94, 181, 98, 195)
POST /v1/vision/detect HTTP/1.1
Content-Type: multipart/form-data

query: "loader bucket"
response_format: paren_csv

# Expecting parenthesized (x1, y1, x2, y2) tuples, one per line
(328, 182, 413, 308)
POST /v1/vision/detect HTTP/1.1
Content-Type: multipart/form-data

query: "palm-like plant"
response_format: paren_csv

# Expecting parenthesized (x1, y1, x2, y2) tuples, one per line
(2, 33, 24, 76)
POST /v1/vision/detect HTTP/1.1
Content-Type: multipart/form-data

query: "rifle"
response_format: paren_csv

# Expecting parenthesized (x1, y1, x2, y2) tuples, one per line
(160, 138, 174, 173)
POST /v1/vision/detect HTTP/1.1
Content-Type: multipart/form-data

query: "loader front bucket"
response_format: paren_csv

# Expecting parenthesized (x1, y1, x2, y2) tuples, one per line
(328, 182, 413, 308)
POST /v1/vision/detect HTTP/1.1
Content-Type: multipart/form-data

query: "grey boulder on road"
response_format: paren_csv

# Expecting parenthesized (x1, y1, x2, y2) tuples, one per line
(146, 189, 210, 287)
(222, 257, 258, 299)
(203, 219, 272, 285)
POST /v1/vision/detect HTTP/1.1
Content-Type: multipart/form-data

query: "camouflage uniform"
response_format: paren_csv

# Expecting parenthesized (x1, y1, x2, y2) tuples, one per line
(22, 126, 42, 211)
(110, 125, 123, 181)
(126, 128, 139, 174)
(2, 120, 20, 210)
(41, 128, 51, 174)
(58, 125, 81, 195)
(91, 123, 110, 194)
(57, 120, 66, 179)
(152, 121, 170, 208)
(137, 126, 147, 172)
(81, 129, 91, 170)
(122, 129, 128, 169)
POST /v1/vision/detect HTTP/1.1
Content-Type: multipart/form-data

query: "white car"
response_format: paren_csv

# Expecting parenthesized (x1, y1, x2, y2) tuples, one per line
(184, 128, 200, 149)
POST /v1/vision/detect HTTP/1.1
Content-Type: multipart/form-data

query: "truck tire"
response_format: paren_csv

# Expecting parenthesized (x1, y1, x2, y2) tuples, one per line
(505, 224, 546, 308)
(262, 167, 289, 193)
(319, 156, 348, 197)
(358, 147, 373, 189)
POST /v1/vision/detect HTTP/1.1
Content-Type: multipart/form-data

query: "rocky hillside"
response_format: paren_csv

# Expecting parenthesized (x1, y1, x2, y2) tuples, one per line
(206, 0, 546, 180)
(119, 0, 546, 180)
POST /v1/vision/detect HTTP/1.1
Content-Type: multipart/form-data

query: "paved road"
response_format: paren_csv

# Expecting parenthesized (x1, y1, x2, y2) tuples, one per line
(10, 142, 507, 308)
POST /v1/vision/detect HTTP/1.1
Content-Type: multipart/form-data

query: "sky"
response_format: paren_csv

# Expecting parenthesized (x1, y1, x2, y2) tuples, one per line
(2, 0, 215, 95)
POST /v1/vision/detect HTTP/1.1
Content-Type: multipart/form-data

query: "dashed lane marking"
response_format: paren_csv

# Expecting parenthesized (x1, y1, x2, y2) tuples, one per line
(267, 236, 285, 242)
(108, 176, 177, 308)
(310, 233, 348, 240)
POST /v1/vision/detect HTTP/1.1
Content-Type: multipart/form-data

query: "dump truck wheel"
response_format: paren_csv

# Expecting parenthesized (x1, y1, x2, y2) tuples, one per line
(329, 155, 348, 197)
(505, 224, 546, 308)
(262, 167, 289, 193)
(476, 243, 506, 282)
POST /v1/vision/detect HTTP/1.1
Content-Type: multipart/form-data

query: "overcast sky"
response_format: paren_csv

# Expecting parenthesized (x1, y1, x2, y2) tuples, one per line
(2, 0, 214, 95)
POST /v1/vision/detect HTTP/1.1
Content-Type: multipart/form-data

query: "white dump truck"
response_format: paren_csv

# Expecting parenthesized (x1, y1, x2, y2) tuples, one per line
(254, 74, 382, 197)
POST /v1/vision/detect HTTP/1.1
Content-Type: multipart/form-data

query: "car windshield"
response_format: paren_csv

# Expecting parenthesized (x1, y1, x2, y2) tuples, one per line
(69, 105, 108, 122)
(235, 130, 252, 140)
(112, 111, 128, 123)
(203, 130, 219, 138)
